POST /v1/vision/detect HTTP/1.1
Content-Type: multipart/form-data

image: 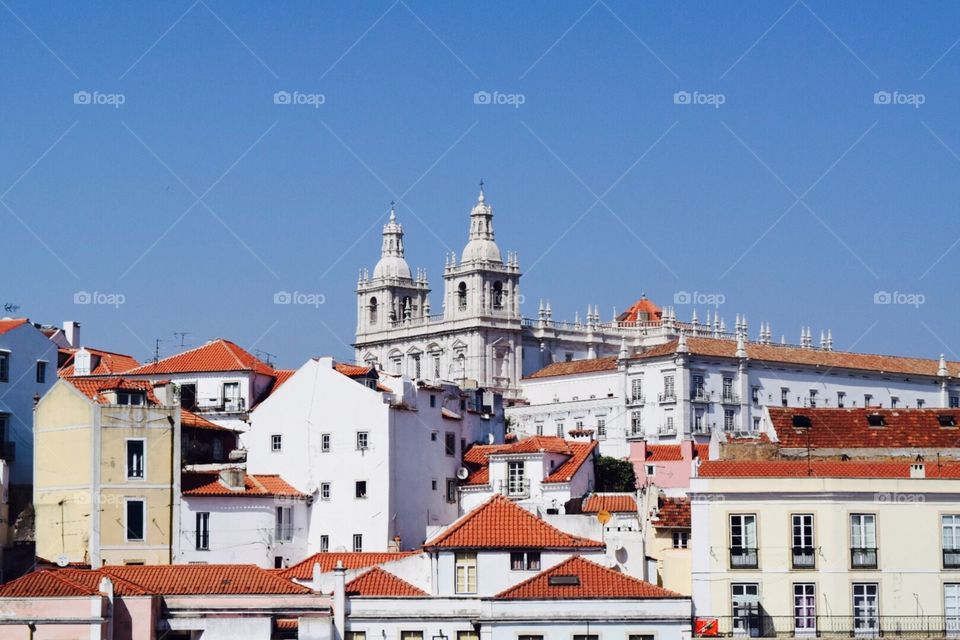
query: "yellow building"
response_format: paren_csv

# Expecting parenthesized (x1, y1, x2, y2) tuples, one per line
(647, 494, 691, 595)
(691, 459, 960, 637)
(34, 377, 181, 566)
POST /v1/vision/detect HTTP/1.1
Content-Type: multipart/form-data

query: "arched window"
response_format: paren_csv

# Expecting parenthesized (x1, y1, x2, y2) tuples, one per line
(369, 297, 378, 324)
(458, 282, 467, 311)
(492, 281, 504, 310)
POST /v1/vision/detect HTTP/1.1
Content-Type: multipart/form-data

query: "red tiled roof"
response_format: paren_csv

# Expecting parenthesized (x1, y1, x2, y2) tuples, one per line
(652, 497, 690, 528)
(545, 441, 597, 483)
(181, 472, 306, 498)
(495, 555, 681, 600)
(271, 369, 297, 389)
(464, 444, 513, 465)
(0, 570, 100, 597)
(698, 459, 960, 479)
(1, 565, 310, 597)
(276, 619, 298, 631)
(582, 494, 637, 513)
(180, 408, 231, 431)
(334, 363, 375, 377)
(0, 318, 29, 336)
(280, 552, 416, 580)
(345, 567, 427, 597)
(525, 356, 619, 380)
(617, 297, 663, 323)
(125, 339, 274, 376)
(508, 436, 573, 455)
(59, 348, 140, 376)
(769, 407, 960, 450)
(65, 377, 161, 405)
(424, 494, 603, 550)
(645, 445, 682, 462)
(633, 337, 960, 378)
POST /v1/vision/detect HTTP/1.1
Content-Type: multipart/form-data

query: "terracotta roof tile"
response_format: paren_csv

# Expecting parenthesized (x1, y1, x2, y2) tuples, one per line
(100, 564, 311, 595)
(0, 318, 29, 336)
(495, 555, 681, 600)
(582, 494, 637, 513)
(645, 445, 683, 462)
(58, 348, 140, 376)
(698, 459, 960, 479)
(769, 407, 960, 450)
(424, 494, 603, 550)
(525, 356, 619, 380)
(0, 570, 100, 597)
(617, 297, 663, 323)
(65, 377, 161, 405)
(652, 497, 690, 528)
(345, 567, 427, 597)
(460, 438, 595, 486)
(280, 552, 416, 580)
(180, 408, 231, 431)
(544, 441, 597, 484)
(125, 339, 274, 376)
(334, 363, 376, 377)
(181, 472, 306, 498)
(632, 337, 960, 378)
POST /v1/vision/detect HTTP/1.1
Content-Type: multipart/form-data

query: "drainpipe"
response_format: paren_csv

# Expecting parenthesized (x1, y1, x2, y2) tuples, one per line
(333, 560, 346, 640)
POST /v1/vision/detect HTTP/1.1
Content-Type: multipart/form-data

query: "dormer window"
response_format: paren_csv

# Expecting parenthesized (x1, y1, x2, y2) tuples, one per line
(116, 390, 145, 406)
(866, 413, 885, 427)
(939, 415, 957, 428)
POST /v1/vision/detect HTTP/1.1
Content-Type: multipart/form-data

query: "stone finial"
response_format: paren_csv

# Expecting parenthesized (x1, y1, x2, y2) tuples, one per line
(939, 353, 949, 377)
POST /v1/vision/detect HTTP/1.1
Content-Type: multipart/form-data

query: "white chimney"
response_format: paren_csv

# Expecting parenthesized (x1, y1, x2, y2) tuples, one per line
(333, 560, 346, 638)
(73, 348, 92, 376)
(910, 463, 925, 479)
(63, 321, 81, 348)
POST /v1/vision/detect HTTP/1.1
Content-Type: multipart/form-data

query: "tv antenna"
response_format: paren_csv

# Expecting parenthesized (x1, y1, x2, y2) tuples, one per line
(3, 302, 20, 314)
(255, 349, 276, 367)
(153, 337, 170, 365)
(173, 331, 192, 349)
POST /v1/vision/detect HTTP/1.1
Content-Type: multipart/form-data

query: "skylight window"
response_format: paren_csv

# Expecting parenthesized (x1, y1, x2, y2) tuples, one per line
(866, 413, 885, 427)
(548, 575, 580, 586)
(792, 415, 812, 429)
(938, 414, 956, 427)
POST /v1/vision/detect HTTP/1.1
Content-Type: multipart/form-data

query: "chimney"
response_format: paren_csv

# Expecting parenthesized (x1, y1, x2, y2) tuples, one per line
(312, 561, 322, 584)
(333, 560, 346, 639)
(63, 321, 81, 348)
(680, 439, 694, 462)
(910, 462, 925, 479)
(73, 348, 92, 376)
(99, 576, 114, 640)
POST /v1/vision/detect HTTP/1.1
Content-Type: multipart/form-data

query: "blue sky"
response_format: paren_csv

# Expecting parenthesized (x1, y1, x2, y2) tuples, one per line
(2, 1, 959, 368)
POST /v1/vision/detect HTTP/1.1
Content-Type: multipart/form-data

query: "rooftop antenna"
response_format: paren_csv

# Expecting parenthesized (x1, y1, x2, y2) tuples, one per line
(3, 302, 20, 314)
(153, 337, 170, 365)
(173, 331, 192, 349)
(255, 349, 276, 368)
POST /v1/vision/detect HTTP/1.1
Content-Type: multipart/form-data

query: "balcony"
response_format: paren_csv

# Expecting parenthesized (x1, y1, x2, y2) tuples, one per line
(721, 392, 741, 405)
(692, 422, 712, 435)
(658, 391, 677, 404)
(195, 398, 246, 413)
(792, 546, 816, 569)
(627, 394, 646, 406)
(628, 424, 645, 438)
(690, 389, 712, 403)
(700, 615, 955, 638)
(498, 478, 531, 499)
(851, 547, 878, 569)
(658, 424, 677, 437)
(730, 547, 759, 569)
(944, 548, 960, 569)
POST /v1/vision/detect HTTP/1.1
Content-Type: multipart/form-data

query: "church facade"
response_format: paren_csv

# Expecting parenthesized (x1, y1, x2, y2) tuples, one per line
(353, 186, 709, 400)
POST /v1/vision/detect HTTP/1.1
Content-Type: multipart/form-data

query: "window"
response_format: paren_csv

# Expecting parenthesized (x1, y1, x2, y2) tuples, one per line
(126, 440, 145, 480)
(852, 583, 879, 633)
(455, 552, 477, 593)
(320, 433, 330, 452)
(355, 480, 367, 499)
(751, 386, 760, 404)
(276, 506, 293, 542)
(631, 378, 643, 401)
(953, 395, 960, 409)
(36, 361, 46, 384)
(730, 514, 758, 568)
(663, 375, 675, 399)
(401, 632, 423, 640)
(565, 352, 574, 362)
(536, 423, 543, 436)
(356, 431, 369, 450)
(196, 512, 210, 550)
(556, 422, 564, 437)
(507, 461, 526, 497)
(320, 483, 330, 500)
(457, 282, 467, 310)
(0, 352, 8, 382)
(457, 632, 480, 640)
(222, 382, 240, 408)
(837, 391, 846, 408)
(864, 393, 873, 407)
(694, 410, 705, 432)
(890, 396, 899, 408)
(429, 394, 436, 408)
(752, 416, 761, 432)
(116, 391, 144, 405)
(781, 387, 790, 407)
(630, 411, 642, 436)
(724, 409, 735, 431)
(722, 376, 734, 400)
(850, 514, 878, 569)
(433, 356, 441, 379)
(794, 583, 816, 632)
(492, 281, 504, 309)
(410, 354, 421, 379)
(596, 418, 606, 437)
(573, 635, 598, 640)
(369, 297, 378, 324)
(446, 478, 457, 503)
(431, 479, 438, 491)
(510, 551, 541, 571)
(444, 432, 456, 456)
(271, 434, 282, 452)
(353, 533, 363, 552)
(125, 499, 145, 542)
(347, 633, 366, 640)
(692, 374, 705, 398)
(946, 584, 960, 636)
(731, 583, 760, 636)
(808, 390, 817, 407)
(917, 399, 925, 408)
(645, 463, 656, 477)
(320, 535, 329, 553)
(792, 514, 815, 569)
(944, 515, 960, 568)
(673, 530, 689, 548)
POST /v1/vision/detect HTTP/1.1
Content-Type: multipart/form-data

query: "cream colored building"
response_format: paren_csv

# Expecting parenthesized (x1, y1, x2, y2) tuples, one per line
(34, 377, 181, 566)
(691, 459, 960, 637)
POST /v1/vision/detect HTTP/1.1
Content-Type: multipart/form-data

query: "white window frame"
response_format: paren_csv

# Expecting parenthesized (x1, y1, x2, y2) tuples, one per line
(195, 511, 210, 550)
(275, 506, 294, 542)
(353, 533, 363, 553)
(852, 583, 879, 634)
(320, 433, 330, 452)
(125, 438, 146, 481)
(356, 431, 369, 450)
(320, 482, 330, 501)
(124, 498, 146, 542)
(793, 583, 816, 633)
(455, 552, 477, 594)
(271, 434, 282, 452)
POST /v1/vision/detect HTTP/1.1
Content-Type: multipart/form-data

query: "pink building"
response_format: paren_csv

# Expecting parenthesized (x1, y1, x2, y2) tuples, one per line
(631, 440, 709, 491)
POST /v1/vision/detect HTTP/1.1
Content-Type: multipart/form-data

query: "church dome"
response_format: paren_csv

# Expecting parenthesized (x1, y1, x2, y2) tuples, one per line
(373, 256, 412, 280)
(373, 206, 412, 280)
(461, 186, 502, 264)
